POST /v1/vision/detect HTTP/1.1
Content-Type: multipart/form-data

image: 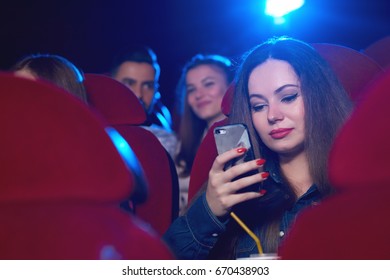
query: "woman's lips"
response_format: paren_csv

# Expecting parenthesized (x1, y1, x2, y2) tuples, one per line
(269, 128, 293, 139)
(196, 100, 211, 109)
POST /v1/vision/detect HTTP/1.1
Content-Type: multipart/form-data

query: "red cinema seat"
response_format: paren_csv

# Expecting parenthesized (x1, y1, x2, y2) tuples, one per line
(363, 36, 390, 69)
(278, 68, 390, 259)
(84, 73, 179, 235)
(187, 118, 227, 202)
(312, 43, 384, 103)
(0, 73, 173, 259)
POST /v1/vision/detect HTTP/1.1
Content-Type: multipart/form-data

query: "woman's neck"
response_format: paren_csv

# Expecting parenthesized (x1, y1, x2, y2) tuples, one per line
(279, 151, 313, 198)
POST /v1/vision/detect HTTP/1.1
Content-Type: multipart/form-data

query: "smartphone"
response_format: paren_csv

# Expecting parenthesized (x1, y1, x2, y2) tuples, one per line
(214, 123, 262, 193)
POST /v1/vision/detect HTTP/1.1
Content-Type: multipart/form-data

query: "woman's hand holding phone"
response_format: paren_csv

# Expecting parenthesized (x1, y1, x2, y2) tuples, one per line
(205, 147, 268, 217)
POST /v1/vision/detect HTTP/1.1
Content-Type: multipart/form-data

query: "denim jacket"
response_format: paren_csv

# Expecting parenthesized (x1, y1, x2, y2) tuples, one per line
(163, 164, 322, 260)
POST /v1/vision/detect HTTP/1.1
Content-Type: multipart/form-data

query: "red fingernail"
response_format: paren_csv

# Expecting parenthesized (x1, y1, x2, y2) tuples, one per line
(261, 172, 269, 179)
(237, 147, 247, 153)
(259, 189, 267, 195)
(256, 159, 266, 166)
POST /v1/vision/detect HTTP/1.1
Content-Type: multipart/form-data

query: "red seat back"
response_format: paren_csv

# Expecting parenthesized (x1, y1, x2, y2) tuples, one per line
(312, 43, 384, 103)
(221, 82, 235, 116)
(0, 73, 173, 259)
(363, 36, 390, 69)
(188, 118, 227, 202)
(84, 74, 179, 235)
(85, 73, 146, 125)
(278, 69, 390, 259)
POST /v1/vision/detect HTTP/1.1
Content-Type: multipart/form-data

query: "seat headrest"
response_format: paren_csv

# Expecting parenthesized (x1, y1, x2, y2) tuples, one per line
(312, 43, 384, 103)
(0, 72, 133, 202)
(221, 82, 235, 116)
(329, 68, 390, 190)
(364, 36, 390, 69)
(84, 73, 146, 125)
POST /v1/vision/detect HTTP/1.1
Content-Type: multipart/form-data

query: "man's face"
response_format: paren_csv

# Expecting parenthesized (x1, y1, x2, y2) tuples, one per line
(113, 61, 157, 110)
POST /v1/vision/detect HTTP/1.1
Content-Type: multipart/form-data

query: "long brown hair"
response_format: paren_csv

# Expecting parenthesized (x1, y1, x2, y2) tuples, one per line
(209, 36, 352, 258)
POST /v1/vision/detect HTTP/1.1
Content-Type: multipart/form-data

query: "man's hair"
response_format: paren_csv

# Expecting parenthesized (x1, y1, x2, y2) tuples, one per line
(110, 45, 160, 80)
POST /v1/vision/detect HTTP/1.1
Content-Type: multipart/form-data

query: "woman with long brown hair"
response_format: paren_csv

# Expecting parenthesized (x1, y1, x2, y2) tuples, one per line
(175, 54, 234, 214)
(164, 36, 352, 259)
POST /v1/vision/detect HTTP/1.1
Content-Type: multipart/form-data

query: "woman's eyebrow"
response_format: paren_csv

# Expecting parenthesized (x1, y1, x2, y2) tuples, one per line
(249, 84, 299, 100)
(201, 76, 217, 83)
(249, 93, 266, 100)
(274, 84, 299, 94)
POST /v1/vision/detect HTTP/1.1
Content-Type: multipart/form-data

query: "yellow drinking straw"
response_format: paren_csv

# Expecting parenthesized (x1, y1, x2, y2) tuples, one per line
(230, 211, 263, 255)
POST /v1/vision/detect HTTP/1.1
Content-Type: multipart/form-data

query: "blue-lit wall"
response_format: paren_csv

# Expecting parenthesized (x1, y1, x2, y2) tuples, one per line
(1, 0, 389, 112)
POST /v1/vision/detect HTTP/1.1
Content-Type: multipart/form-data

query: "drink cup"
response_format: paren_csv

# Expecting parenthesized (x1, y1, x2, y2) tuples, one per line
(237, 253, 279, 260)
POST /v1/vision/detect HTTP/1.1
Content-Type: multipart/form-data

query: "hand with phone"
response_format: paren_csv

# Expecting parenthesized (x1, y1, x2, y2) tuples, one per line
(205, 124, 269, 217)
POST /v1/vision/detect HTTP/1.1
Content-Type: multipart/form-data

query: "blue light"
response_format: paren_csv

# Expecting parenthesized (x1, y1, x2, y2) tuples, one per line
(105, 127, 143, 178)
(105, 127, 148, 203)
(265, 0, 305, 24)
(273, 17, 286, 25)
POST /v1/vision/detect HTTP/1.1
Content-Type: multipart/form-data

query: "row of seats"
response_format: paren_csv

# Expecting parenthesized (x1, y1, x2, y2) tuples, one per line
(0, 72, 175, 259)
(1, 37, 388, 259)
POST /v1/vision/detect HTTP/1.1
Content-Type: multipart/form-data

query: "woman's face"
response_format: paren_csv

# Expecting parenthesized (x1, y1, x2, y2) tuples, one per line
(248, 59, 305, 157)
(186, 64, 228, 126)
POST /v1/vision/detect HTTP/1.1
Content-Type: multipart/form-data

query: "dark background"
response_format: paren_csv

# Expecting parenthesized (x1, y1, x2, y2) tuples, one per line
(1, 0, 389, 113)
